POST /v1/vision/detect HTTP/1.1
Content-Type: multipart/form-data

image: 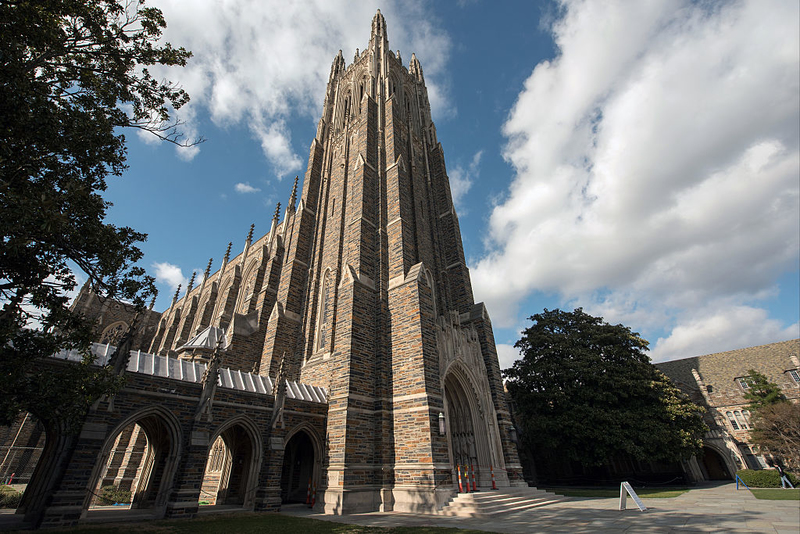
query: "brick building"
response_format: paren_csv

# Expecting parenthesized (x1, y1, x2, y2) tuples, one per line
(656, 339, 800, 481)
(1, 11, 525, 526)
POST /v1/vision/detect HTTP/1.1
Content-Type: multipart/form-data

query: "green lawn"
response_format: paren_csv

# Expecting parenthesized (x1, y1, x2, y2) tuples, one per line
(749, 488, 800, 500)
(545, 487, 689, 499)
(10, 513, 485, 534)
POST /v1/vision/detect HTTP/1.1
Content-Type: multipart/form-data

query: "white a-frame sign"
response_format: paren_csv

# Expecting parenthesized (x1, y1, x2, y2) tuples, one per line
(619, 481, 647, 511)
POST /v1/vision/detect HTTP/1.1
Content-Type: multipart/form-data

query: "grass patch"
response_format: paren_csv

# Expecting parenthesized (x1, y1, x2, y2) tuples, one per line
(749, 488, 800, 500)
(545, 487, 689, 499)
(11, 513, 486, 534)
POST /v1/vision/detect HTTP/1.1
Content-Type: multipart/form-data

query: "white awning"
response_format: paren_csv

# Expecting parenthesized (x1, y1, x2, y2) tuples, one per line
(176, 326, 228, 352)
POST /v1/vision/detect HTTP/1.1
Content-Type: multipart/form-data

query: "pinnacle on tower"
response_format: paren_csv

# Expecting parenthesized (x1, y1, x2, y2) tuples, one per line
(204, 258, 213, 280)
(224, 242, 232, 263)
(149, 290, 158, 310)
(329, 50, 345, 82)
(371, 9, 387, 39)
(288, 176, 298, 214)
(186, 272, 196, 294)
(409, 53, 423, 81)
(172, 284, 181, 305)
(354, 48, 359, 63)
(273, 202, 282, 222)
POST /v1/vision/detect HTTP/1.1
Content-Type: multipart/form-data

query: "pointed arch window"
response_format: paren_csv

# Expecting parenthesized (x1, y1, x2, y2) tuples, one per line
(315, 269, 333, 352)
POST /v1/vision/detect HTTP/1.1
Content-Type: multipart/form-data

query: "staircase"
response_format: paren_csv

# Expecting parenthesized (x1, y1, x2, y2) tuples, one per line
(439, 488, 565, 518)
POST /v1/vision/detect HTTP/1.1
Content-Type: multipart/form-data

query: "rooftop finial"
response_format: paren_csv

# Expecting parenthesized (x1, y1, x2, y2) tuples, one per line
(372, 9, 387, 40)
(410, 53, 423, 81)
(273, 202, 282, 222)
(149, 290, 158, 310)
(246, 223, 255, 244)
(187, 271, 196, 294)
(204, 258, 213, 280)
(354, 48, 359, 63)
(289, 176, 299, 213)
(172, 284, 182, 304)
(224, 242, 232, 263)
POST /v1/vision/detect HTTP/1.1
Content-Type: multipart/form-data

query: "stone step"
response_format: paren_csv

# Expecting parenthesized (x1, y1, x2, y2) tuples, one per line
(439, 488, 565, 518)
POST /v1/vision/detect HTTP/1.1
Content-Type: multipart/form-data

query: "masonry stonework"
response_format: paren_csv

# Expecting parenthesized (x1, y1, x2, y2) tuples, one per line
(1, 11, 524, 527)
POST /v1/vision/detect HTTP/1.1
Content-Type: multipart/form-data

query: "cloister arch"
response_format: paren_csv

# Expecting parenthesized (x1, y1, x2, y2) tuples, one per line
(199, 416, 261, 509)
(280, 425, 322, 503)
(85, 407, 182, 518)
(1, 412, 48, 518)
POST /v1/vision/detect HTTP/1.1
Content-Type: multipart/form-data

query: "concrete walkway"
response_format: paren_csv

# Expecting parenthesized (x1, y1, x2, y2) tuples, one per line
(280, 483, 800, 533)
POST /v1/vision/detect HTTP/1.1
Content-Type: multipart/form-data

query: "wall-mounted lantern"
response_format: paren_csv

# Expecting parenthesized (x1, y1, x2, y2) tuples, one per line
(438, 412, 446, 436)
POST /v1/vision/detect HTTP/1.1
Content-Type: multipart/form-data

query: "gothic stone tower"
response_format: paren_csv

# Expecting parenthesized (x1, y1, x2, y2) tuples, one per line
(259, 11, 524, 513)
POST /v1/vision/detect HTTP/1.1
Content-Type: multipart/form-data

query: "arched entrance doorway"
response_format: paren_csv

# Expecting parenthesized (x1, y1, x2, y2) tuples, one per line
(700, 446, 731, 480)
(443, 366, 498, 488)
(199, 423, 259, 508)
(445, 373, 477, 468)
(86, 409, 180, 516)
(280, 430, 315, 503)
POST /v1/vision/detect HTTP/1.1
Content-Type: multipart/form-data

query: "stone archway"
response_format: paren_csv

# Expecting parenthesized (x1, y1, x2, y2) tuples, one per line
(200, 420, 260, 508)
(280, 430, 316, 503)
(700, 446, 732, 480)
(443, 366, 498, 488)
(86, 408, 181, 517)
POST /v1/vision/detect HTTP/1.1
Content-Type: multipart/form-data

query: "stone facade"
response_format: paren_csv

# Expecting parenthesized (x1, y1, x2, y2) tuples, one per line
(1, 11, 524, 526)
(656, 339, 800, 480)
(138, 10, 523, 514)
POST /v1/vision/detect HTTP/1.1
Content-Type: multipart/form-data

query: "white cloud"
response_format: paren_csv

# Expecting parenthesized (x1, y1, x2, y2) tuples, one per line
(234, 182, 261, 194)
(449, 150, 482, 210)
(650, 304, 800, 363)
(496, 343, 521, 370)
(152, 262, 188, 292)
(472, 0, 800, 357)
(150, 0, 453, 175)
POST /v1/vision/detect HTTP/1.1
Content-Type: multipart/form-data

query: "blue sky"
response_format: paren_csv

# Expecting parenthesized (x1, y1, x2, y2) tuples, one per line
(101, 0, 799, 366)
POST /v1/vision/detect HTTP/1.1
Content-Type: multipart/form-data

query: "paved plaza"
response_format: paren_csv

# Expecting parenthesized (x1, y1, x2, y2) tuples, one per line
(281, 483, 800, 533)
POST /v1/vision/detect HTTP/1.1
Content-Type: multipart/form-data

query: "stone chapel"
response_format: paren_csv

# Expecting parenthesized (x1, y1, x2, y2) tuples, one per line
(1, 11, 526, 525)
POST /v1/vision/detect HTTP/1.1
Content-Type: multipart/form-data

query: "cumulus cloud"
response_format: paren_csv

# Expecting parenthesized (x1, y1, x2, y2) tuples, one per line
(449, 150, 482, 210)
(152, 262, 188, 292)
(496, 343, 521, 370)
(472, 0, 800, 357)
(650, 304, 800, 362)
(150, 0, 453, 175)
(234, 182, 261, 194)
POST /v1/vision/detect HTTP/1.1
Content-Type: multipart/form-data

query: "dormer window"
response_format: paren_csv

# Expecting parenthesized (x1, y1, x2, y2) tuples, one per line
(736, 377, 751, 390)
(787, 369, 800, 385)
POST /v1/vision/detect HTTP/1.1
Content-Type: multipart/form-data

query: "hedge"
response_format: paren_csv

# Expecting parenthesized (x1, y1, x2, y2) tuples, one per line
(0, 486, 22, 508)
(98, 485, 132, 505)
(736, 469, 799, 488)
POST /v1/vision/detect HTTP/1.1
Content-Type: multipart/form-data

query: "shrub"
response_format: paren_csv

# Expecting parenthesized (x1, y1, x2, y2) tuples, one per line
(0, 486, 23, 508)
(98, 485, 132, 505)
(736, 469, 799, 488)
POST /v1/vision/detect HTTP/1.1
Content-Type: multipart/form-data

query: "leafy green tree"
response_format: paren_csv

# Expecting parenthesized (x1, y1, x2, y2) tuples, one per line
(0, 0, 194, 429)
(741, 370, 786, 410)
(504, 308, 707, 467)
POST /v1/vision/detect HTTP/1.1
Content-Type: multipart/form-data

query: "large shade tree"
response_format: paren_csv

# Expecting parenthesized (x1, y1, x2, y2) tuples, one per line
(504, 308, 707, 470)
(741, 370, 798, 470)
(0, 0, 194, 429)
